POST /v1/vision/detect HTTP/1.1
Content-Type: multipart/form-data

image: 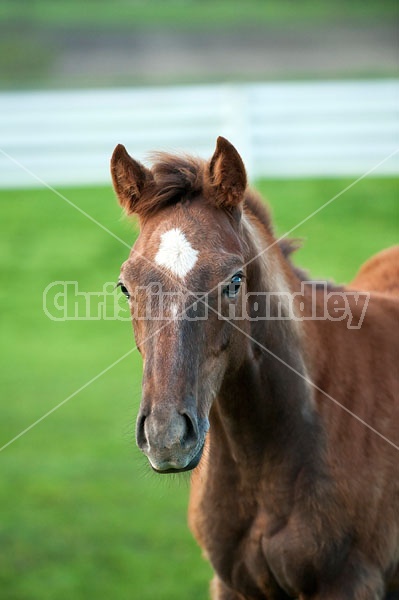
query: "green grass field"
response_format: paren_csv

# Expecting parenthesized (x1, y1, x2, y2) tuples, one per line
(0, 177, 398, 599)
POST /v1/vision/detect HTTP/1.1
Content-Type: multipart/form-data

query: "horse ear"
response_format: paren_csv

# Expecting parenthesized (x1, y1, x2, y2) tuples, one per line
(208, 136, 247, 208)
(110, 144, 153, 214)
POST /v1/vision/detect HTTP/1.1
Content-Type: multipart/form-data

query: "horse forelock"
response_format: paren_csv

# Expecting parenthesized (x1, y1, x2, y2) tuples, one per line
(134, 153, 206, 219)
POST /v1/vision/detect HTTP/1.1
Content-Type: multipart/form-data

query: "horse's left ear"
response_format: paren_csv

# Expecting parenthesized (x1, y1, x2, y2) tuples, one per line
(208, 136, 247, 208)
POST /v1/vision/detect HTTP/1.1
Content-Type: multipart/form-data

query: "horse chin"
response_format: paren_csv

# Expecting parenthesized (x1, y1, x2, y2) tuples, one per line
(150, 444, 204, 475)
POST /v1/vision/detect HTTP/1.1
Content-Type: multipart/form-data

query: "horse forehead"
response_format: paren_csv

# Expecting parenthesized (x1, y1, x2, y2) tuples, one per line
(128, 206, 241, 284)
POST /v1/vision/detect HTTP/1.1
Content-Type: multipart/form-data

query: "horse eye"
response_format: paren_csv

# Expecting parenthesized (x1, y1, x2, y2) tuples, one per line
(117, 282, 130, 299)
(223, 273, 243, 298)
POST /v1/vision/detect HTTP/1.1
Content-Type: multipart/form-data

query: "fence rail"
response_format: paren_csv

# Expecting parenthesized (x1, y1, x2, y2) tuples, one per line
(1, 80, 398, 188)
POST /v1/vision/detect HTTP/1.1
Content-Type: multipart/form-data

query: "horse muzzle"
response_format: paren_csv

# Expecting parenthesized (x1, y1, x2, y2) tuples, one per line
(136, 403, 207, 473)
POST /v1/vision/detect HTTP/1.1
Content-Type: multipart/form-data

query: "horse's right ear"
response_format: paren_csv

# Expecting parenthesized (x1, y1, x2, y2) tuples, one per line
(110, 144, 153, 214)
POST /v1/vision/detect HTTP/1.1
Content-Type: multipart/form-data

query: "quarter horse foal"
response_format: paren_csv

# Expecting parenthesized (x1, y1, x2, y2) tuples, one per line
(111, 137, 399, 599)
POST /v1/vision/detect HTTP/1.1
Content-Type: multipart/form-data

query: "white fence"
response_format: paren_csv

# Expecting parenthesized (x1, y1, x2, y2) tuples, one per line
(0, 80, 398, 188)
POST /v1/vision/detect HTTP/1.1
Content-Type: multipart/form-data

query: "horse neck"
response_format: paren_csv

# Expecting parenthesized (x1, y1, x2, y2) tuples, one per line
(213, 212, 322, 478)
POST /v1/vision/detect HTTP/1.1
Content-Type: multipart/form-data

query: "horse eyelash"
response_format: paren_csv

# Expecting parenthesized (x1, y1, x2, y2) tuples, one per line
(116, 281, 131, 298)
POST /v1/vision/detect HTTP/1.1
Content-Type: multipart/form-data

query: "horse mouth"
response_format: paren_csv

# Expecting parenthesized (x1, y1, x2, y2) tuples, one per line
(151, 444, 204, 474)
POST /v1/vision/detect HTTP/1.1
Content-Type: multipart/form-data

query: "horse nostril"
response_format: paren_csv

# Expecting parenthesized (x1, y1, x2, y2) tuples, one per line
(180, 411, 198, 449)
(136, 413, 148, 450)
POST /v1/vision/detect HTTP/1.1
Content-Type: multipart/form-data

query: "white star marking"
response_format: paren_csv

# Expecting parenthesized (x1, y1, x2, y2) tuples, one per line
(155, 228, 199, 279)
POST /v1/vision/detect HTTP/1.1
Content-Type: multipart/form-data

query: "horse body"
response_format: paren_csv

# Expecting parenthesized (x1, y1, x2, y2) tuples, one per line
(111, 137, 399, 599)
(351, 246, 399, 296)
(189, 217, 399, 599)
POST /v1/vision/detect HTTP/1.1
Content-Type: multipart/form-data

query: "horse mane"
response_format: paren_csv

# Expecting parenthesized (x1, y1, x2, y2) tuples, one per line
(139, 152, 333, 286)
(238, 180, 341, 289)
(242, 189, 300, 259)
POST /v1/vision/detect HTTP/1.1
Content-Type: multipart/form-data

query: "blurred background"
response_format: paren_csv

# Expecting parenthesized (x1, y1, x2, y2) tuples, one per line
(0, 1, 398, 599)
